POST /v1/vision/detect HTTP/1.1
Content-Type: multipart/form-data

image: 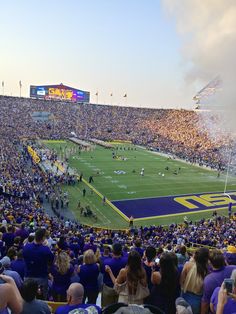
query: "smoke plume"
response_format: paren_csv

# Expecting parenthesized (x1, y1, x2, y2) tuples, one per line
(163, 0, 236, 135)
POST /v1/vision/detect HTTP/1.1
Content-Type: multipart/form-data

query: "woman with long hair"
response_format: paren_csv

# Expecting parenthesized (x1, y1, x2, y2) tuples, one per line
(106, 250, 148, 305)
(151, 252, 179, 314)
(50, 251, 74, 302)
(180, 247, 209, 314)
(78, 249, 100, 304)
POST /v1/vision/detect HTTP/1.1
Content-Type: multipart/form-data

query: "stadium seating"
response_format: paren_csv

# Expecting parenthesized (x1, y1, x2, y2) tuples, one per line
(0, 95, 236, 314)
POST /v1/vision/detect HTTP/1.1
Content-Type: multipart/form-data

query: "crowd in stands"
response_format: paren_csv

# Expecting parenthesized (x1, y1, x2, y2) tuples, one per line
(1, 223, 236, 313)
(0, 95, 236, 313)
(0, 95, 235, 169)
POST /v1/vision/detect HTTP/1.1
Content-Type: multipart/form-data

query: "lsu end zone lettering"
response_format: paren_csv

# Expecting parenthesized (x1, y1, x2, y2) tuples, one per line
(112, 191, 236, 219)
(174, 192, 236, 209)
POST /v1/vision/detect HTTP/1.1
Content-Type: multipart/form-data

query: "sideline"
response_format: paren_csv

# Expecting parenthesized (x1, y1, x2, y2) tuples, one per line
(80, 176, 129, 222)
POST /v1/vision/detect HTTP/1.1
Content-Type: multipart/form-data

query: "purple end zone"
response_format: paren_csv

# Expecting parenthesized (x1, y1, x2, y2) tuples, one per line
(112, 191, 236, 219)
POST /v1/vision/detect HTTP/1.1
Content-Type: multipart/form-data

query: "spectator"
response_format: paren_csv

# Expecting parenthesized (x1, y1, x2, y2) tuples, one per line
(50, 251, 74, 302)
(55, 283, 101, 314)
(6, 246, 17, 262)
(2, 226, 15, 251)
(210, 272, 236, 314)
(224, 245, 236, 265)
(106, 250, 149, 305)
(176, 245, 189, 266)
(83, 237, 97, 253)
(201, 249, 236, 314)
(180, 247, 209, 314)
(151, 252, 180, 314)
(0, 274, 22, 314)
(15, 223, 29, 243)
(101, 243, 127, 307)
(56, 236, 68, 251)
(0, 232, 6, 258)
(142, 246, 157, 301)
(23, 228, 54, 299)
(133, 239, 144, 258)
(11, 250, 26, 280)
(0, 256, 23, 289)
(21, 279, 51, 314)
(78, 249, 100, 304)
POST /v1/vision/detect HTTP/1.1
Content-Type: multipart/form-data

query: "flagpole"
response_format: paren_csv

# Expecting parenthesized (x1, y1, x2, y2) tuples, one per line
(123, 93, 127, 105)
(19, 81, 22, 97)
(2, 82, 4, 96)
(95, 92, 98, 105)
(110, 93, 113, 105)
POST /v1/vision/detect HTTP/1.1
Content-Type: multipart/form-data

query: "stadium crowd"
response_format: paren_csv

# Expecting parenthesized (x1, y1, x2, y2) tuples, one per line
(0, 95, 236, 313)
(0, 95, 235, 169)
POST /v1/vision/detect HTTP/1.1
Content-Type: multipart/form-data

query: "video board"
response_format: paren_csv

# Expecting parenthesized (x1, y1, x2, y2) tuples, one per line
(30, 84, 90, 103)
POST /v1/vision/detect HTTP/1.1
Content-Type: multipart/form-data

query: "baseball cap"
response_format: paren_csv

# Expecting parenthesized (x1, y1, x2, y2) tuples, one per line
(176, 297, 193, 314)
(0, 256, 11, 267)
(227, 245, 236, 253)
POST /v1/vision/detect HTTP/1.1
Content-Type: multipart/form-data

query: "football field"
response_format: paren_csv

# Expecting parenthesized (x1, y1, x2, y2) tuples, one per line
(44, 140, 236, 229)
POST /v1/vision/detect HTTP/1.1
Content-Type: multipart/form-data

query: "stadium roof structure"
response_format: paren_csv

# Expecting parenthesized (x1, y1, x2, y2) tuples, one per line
(193, 77, 222, 105)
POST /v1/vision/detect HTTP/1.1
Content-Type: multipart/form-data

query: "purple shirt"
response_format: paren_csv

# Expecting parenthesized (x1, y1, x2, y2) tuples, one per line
(202, 266, 236, 304)
(79, 263, 99, 292)
(83, 242, 97, 253)
(11, 259, 26, 280)
(55, 303, 101, 314)
(23, 242, 54, 278)
(51, 264, 74, 295)
(2, 233, 15, 248)
(211, 287, 236, 314)
(102, 256, 128, 287)
(15, 228, 29, 242)
(224, 252, 236, 265)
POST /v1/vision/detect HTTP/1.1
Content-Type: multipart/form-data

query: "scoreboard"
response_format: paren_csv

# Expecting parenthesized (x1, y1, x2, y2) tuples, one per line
(30, 84, 90, 103)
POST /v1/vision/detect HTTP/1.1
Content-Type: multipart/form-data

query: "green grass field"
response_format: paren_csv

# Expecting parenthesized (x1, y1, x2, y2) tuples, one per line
(43, 140, 236, 229)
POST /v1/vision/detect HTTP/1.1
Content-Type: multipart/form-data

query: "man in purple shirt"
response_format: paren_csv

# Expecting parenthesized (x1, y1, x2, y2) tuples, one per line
(201, 249, 236, 314)
(83, 237, 97, 253)
(2, 225, 15, 250)
(11, 250, 26, 280)
(23, 228, 54, 299)
(55, 283, 101, 314)
(101, 243, 128, 307)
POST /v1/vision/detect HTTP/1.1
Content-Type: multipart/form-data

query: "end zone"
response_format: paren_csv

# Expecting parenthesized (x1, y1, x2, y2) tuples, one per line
(112, 191, 236, 220)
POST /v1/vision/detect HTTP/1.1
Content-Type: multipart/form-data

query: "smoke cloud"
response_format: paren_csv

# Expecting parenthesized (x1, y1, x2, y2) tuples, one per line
(162, 0, 236, 135)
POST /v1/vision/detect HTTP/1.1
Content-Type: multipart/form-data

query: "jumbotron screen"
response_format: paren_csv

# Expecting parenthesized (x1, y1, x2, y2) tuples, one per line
(30, 84, 90, 103)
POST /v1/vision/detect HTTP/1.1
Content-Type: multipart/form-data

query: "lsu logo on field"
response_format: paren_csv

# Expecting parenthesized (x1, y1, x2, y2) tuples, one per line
(174, 192, 236, 210)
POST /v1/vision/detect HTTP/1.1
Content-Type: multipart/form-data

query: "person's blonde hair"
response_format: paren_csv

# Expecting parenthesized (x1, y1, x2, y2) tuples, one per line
(55, 251, 70, 275)
(83, 249, 96, 264)
(95, 248, 101, 262)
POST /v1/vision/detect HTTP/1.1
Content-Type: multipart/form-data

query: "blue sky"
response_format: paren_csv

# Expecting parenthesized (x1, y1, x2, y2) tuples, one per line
(0, 0, 197, 108)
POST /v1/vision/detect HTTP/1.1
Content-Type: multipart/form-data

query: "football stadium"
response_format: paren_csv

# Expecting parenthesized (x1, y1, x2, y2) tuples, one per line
(1, 1, 236, 314)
